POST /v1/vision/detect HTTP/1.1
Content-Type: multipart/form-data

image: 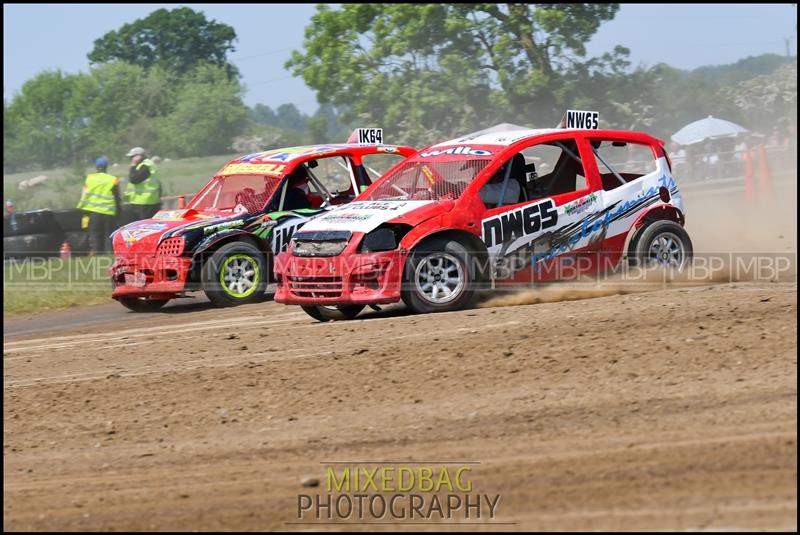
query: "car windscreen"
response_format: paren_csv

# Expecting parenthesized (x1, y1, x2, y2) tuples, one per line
(361, 158, 492, 201)
(187, 174, 281, 213)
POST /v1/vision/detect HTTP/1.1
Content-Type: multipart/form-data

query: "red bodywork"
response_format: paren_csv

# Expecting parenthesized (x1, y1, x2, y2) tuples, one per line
(110, 209, 213, 300)
(110, 144, 417, 301)
(274, 129, 682, 306)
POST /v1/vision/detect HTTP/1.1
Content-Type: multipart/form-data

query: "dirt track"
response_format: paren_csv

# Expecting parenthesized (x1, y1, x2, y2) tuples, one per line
(3, 279, 797, 531)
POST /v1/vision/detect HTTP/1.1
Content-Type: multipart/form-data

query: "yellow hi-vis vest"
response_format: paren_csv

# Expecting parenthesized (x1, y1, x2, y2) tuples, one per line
(77, 172, 119, 216)
(125, 158, 161, 205)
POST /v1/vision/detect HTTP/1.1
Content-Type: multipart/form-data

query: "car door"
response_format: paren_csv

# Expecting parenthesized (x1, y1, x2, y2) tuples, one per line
(586, 137, 669, 267)
(479, 135, 605, 283)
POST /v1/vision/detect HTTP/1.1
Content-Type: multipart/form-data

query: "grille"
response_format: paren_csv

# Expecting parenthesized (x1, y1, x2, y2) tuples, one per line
(287, 276, 343, 298)
(157, 237, 185, 256)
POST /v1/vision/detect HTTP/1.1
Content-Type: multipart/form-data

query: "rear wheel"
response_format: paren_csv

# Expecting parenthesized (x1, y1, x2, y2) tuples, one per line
(633, 220, 693, 271)
(401, 237, 475, 314)
(202, 241, 268, 307)
(301, 305, 365, 322)
(118, 297, 169, 312)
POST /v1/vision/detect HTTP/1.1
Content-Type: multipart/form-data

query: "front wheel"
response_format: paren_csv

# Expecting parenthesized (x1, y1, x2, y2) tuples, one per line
(300, 305, 365, 322)
(118, 297, 169, 312)
(401, 237, 475, 314)
(202, 241, 268, 307)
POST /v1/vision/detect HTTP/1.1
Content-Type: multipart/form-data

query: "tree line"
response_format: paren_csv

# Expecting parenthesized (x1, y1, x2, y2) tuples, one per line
(4, 5, 796, 174)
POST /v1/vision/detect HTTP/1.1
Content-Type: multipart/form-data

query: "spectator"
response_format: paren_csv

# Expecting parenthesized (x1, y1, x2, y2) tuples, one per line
(700, 140, 720, 179)
(76, 157, 122, 255)
(669, 142, 687, 177)
(125, 147, 162, 220)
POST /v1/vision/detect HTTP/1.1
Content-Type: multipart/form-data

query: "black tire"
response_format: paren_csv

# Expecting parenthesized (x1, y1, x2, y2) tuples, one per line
(52, 209, 85, 232)
(3, 233, 63, 258)
(3, 210, 59, 237)
(300, 305, 365, 322)
(401, 237, 475, 314)
(202, 241, 268, 307)
(118, 297, 169, 312)
(632, 220, 693, 270)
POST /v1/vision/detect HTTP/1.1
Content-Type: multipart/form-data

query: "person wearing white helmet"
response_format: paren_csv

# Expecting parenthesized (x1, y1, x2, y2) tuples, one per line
(125, 147, 162, 220)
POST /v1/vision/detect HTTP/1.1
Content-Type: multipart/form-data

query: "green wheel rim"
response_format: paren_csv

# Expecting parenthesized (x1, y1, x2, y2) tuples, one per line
(219, 254, 261, 298)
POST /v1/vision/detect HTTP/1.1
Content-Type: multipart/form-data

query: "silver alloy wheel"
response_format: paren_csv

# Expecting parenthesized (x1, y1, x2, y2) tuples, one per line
(222, 257, 257, 296)
(414, 252, 465, 304)
(646, 231, 685, 269)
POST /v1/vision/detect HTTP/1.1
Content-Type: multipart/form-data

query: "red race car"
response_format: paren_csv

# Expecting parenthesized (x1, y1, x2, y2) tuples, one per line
(274, 111, 692, 321)
(110, 132, 415, 311)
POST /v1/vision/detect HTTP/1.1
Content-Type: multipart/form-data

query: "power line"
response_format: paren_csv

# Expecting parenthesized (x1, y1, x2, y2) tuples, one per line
(230, 47, 294, 62)
(247, 75, 295, 87)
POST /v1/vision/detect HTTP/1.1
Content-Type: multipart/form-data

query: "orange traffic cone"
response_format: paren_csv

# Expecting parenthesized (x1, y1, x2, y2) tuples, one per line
(60, 240, 72, 260)
(757, 144, 772, 196)
(178, 195, 186, 208)
(743, 148, 755, 203)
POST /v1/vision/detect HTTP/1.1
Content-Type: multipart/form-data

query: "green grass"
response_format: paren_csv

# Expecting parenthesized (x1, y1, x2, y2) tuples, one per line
(3, 153, 239, 212)
(3, 255, 117, 316)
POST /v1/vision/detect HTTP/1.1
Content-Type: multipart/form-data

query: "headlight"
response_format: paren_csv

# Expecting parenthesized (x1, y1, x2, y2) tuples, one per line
(361, 227, 397, 252)
(291, 230, 351, 257)
(359, 224, 412, 253)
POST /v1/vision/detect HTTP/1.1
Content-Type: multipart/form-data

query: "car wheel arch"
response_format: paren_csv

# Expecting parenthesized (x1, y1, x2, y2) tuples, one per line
(190, 231, 270, 282)
(625, 205, 686, 261)
(406, 229, 491, 284)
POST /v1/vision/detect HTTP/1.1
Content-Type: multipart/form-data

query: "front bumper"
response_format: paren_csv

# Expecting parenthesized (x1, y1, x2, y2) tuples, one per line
(274, 244, 405, 305)
(110, 255, 192, 299)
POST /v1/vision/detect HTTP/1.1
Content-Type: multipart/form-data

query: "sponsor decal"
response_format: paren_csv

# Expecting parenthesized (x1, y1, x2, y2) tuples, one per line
(120, 223, 168, 246)
(531, 175, 676, 267)
(239, 146, 338, 163)
(563, 192, 598, 216)
(203, 219, 245, 234)
(153, 211, 182, 221)
(482, 199, 559, 249)
(301, 200, 433, 233)
(321, 213, 374, 223)
(272, 220, 303, 253)
(220, 162, 286, 176)
(378, 146, 399, 153)
(348, 201, 410, 211)
(419, 146, 493, 158)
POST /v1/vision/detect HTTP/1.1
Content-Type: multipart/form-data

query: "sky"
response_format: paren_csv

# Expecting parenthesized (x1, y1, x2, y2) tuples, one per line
(3, 3, 797, 115)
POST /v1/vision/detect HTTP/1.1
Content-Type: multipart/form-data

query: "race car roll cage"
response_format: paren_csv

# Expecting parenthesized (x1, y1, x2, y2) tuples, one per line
(491, 138, 639, 210)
